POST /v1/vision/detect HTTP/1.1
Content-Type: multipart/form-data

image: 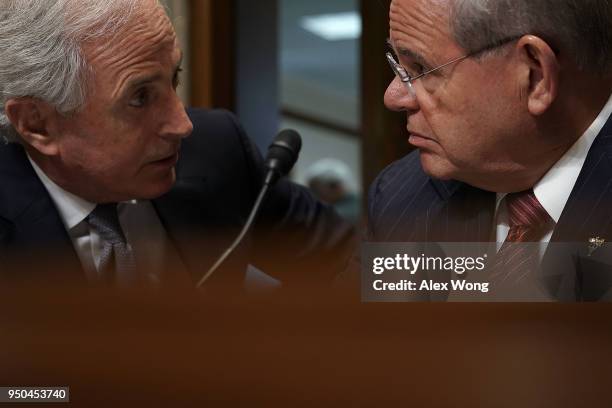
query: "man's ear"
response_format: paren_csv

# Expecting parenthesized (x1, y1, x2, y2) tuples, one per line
(516, 35, 560, 116)
(4, 98, 59, 155)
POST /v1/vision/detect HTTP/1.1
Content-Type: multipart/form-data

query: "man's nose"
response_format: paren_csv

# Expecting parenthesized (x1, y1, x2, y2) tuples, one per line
(384, 76, 419, 113)
(161, 94, 193, 140)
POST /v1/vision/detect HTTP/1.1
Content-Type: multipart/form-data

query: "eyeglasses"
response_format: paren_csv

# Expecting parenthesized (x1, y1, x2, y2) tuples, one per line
(386, 36, 523, 96)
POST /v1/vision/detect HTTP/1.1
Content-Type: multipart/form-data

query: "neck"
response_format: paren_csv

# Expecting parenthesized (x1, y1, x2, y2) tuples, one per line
(558, 71, 612, 142)
(24, 146, 99, 203)
(469, 79, 612, 193)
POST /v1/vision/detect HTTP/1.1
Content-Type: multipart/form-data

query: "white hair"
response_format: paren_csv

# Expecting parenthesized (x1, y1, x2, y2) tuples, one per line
(451, 0, 612, 73)
(0, 0, 154, 143)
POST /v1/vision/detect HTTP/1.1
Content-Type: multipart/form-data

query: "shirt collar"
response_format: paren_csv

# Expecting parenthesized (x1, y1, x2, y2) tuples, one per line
(495, 92, 612, 222)
(533, 92, 612, 223)
(27, 155, 95, 230)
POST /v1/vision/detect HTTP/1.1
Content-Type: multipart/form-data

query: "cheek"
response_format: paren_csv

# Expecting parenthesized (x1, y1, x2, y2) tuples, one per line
(58, 129, 145, 179)
(427, 84, 511, 155)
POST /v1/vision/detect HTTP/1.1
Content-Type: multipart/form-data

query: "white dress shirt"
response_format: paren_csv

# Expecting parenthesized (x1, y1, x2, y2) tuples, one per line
(28, 156, 170, 283)
(495, 92, 612, 249)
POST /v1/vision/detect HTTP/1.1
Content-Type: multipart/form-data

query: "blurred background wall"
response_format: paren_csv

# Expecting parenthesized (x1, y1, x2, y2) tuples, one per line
(160, 0, 411, 224)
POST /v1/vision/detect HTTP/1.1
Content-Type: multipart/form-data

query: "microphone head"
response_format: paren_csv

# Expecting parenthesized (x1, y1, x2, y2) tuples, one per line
(264, 129, 302, 183)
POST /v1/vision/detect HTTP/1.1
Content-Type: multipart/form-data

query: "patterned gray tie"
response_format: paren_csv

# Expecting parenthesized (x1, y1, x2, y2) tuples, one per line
(86, 203, 137, 286)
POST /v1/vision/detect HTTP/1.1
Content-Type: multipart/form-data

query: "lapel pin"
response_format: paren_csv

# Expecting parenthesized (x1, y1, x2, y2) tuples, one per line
(588, 237, 605, 257)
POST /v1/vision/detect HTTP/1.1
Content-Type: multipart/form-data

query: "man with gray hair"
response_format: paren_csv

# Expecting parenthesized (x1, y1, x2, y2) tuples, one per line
(0, 0, 354, 288)
(366, 0, 612, 300)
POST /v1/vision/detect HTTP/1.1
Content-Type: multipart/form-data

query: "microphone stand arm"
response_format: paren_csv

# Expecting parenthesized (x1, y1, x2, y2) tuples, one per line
(195, 171, 276, 288)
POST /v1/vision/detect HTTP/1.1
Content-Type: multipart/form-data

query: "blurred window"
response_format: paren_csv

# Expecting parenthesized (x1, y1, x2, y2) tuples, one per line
(280, 0, 362, 221)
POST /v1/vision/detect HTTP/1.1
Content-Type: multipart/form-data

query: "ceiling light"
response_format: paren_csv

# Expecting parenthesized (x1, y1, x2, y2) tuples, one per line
(300, 11, 362, 41)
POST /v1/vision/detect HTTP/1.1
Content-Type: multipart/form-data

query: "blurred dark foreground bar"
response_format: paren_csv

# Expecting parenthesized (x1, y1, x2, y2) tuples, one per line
(2, 284, 612, 407)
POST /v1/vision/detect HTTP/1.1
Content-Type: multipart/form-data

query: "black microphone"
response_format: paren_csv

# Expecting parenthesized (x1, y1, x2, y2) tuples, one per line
(196, 129, 302, 288)
(264, 129, 302, 185)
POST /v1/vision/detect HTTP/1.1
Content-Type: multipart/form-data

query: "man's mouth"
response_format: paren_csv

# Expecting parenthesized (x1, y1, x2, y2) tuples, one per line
(150, 152, 179, 166)
(408, 129, 432, 140)
(408, 130, 437, 147)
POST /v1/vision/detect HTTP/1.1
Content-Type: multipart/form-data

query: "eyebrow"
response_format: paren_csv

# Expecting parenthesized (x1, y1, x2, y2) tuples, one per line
(122, 51, 184, 92)
(386, 38, 430, 67)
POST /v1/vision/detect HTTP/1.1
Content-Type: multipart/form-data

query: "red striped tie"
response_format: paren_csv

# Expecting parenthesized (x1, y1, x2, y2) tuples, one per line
(490, 189, 553, 284)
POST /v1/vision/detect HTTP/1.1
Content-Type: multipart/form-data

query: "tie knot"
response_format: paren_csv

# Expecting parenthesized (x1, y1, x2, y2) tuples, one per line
(505, 189, 551, 230)
(87, 203, 127, 245)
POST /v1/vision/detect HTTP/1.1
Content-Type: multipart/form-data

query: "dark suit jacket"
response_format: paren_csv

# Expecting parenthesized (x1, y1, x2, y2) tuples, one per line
(366, 116, 612, 301)
(0, 108, 354, 288)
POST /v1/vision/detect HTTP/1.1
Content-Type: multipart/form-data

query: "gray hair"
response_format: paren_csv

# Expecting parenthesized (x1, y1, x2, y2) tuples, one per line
(450, 0, 612, 73)
(0, 0, 154, 143)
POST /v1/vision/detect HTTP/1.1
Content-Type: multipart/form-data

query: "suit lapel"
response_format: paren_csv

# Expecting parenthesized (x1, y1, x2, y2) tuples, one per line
(543, 117, 612, 300)
(432, 180, 496, 242)
(552, 129, 612, 242)
(381, 176, 447, 241)
(0, 144, 83, 282)
(381, 176, 495, 242)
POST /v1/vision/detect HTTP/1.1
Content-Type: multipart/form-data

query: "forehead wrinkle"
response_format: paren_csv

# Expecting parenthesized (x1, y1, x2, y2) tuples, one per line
(110, 65, 158, 98)
(85, 6, 177, 99)
(107, 46, 180, 100)
(389, 0, 452, 63)
(88, 8, 175, 67)
(102, 31, 175, 73)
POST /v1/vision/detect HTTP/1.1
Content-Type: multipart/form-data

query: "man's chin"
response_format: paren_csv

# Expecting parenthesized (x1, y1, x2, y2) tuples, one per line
(418, 151, 456, 181)
(134, 171, 177, 200)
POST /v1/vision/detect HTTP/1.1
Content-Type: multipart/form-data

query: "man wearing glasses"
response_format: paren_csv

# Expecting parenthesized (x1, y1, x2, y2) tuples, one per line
(366, 0, 612, 300)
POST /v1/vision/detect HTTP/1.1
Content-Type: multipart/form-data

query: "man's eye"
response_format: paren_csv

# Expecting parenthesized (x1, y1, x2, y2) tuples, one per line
(173, 67, 183, 89)
(129, 88, 149, 107)
(411, 62, 426, 76)
(395, 55, 428, 77)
